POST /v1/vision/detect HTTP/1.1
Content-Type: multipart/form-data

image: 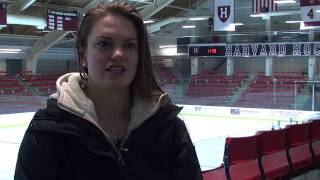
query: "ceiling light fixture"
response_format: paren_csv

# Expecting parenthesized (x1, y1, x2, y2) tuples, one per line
(182, 25, 196, 29)
(159, 45, 177, 49)
(189, 17, 207, 21)
(274, 0, 296, 4)
(285, 20, 302, 23)
(232, 23, 244, 26)
(143, 20, 154, 24)
(250, 14, 267, 17)
(0, 49, 21, 52)
(0, 49, 22, 53)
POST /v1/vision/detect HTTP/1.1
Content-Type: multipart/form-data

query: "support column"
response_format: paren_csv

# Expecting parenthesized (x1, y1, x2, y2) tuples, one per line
(265, 17, 273, 76)
(309, 56, 316, 80)
(227, 58, 234, 76)
(308, 30, 315, 80)
(190, 57, 199, 76)
(26, 55, 38, 74)
(266, 57, 273, 76)
(226, 32, 234, 76)
(0, 59, 5, 72)
(189, 27, 198, 76)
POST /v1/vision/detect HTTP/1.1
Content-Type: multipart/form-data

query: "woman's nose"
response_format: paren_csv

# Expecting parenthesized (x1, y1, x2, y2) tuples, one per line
(111, 47, 124, 59)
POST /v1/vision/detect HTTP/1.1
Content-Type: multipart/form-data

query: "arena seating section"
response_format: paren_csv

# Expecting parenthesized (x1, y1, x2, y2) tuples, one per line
(19, 71, 64, 96)
(185, 71, 248, 106)
(0, 71, 63, 114)
(0, 70, 311, 112)
(0, 71, 28, 95)
(153, 64, 177, 96)
(236, 72, 307, 109)
(202, 120, 320, 180)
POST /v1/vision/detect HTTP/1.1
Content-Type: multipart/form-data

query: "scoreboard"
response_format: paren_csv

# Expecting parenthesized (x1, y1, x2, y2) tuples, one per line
(47, 9, 79, 31)
(189, 45, 226, 57)
(189, 42, 320, 57)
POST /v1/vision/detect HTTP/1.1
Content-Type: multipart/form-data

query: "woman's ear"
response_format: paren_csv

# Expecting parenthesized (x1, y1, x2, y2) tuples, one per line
(78, 47, 87, 67)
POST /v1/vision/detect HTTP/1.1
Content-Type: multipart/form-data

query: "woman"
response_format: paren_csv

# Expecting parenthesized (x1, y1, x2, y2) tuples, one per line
(14, 1, 202, 180)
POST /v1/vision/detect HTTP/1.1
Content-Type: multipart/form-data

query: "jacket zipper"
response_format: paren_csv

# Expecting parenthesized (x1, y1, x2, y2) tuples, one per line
(88, 121, 127, 166)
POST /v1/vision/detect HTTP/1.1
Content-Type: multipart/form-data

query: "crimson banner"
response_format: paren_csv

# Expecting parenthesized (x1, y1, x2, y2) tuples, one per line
(300, 0, 320, 27)
(252, 0, 277, 14)
(0, 2, 7, 25)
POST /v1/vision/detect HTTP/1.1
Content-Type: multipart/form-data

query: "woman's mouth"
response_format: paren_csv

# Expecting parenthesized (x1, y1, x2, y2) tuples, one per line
(105, 65, 126, 72)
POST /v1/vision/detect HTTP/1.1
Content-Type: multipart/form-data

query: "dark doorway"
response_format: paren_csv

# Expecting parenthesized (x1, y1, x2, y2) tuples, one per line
(6, 59, 22, 76)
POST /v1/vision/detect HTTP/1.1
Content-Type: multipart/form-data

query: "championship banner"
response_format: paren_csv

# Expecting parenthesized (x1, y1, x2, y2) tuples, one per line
(300, 0, 320, 27)
(0, 2, 7, 25)
(252, 0, 277, 14)
(214, 0, 234, 31)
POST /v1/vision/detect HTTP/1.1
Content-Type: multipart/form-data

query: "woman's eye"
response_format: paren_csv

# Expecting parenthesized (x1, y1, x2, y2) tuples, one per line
(96, 41, 112, 48)
(124, 43, 137, 49)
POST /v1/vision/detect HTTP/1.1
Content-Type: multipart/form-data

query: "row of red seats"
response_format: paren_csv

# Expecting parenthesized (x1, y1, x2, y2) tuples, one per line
(0, 76, 28, 95)
(18, 73, 63, 96)
(239, 96, 294, 102)
(241, 92, 295, 98)
(186, 73, 246, 99)
(202, 120, 320, 180)
(186, 92, 232, 98)
(17, 70, 65, 75)
(237, 73, 306, 109)
(249, 83, 304, 89)
(0, 89, 30, 95)
(154, 66, 177, 85)
(246, 88, 299, 93)
(191, 79, 242, 84)
(252, 79, 306, 85)
(183, 96, 228, 106)
(257, 72, 307, 79)
(23, 75, 60, 81)
(193, 71, 248, 76)
(192, 74, 247, 78)
(0, 71, 7, 75)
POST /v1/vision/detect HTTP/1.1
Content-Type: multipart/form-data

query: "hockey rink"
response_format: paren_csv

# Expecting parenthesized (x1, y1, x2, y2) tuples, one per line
(0, 105, 318, 180)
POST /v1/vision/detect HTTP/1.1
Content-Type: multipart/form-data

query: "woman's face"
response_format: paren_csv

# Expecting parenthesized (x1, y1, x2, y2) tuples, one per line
(82, 14, 139, 90)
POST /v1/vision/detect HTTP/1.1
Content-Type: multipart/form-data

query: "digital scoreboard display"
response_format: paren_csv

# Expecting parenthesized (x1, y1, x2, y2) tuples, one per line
(47, 9, 79, 31)
(189, 42, 320, 57)
(189, 45, 226, 57)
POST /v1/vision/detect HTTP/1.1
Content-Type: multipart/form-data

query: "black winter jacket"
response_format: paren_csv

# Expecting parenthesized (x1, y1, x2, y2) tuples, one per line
(14, 99, 203, 180)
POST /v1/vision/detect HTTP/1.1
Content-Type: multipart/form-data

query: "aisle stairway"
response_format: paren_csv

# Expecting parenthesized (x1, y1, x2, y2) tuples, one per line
(225, 74, 256, 106)
(15, 75, 42, 96)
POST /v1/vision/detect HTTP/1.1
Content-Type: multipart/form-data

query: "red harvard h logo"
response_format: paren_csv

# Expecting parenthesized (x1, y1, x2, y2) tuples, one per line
(218, 6, 230, 23)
